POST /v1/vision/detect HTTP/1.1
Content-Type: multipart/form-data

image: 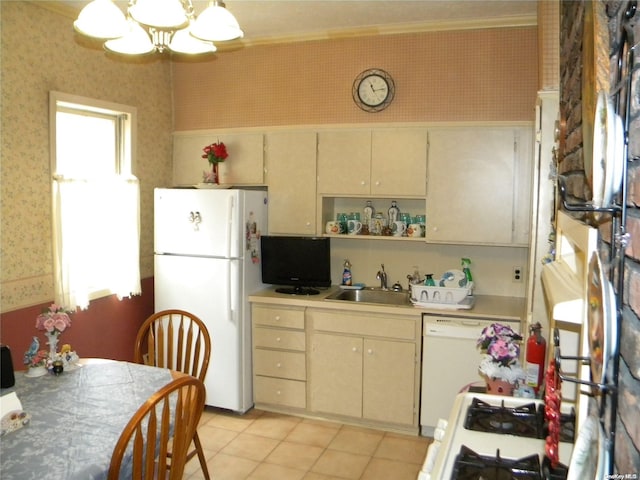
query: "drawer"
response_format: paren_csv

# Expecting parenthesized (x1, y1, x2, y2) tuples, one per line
(254, 327, 306, 351)
(308, 309, 417, 341)
(254, 376, 306, 409)
(254, 349, 306, 380)
(253, 305, 305, 329)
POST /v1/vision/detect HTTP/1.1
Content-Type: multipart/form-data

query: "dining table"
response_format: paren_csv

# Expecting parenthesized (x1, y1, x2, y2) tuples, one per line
(0, 358, 184, 480)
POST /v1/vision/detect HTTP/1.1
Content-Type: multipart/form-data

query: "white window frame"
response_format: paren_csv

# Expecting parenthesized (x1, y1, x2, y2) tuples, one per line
(49, 91, 141, 309)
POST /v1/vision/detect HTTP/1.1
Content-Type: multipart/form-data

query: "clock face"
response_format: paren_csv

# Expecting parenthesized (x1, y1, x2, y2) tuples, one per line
(353, 69, 395, 112)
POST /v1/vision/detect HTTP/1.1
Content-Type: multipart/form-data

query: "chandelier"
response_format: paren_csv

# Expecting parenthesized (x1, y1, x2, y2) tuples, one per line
(74, 0, 244, 55)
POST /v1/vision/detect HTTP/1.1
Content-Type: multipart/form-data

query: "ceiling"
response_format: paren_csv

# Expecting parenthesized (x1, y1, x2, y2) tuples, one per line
(54, 0, 538, 46)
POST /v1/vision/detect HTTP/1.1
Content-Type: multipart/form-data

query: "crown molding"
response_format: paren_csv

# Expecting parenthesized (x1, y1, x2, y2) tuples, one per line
(34, 2, 536, 52)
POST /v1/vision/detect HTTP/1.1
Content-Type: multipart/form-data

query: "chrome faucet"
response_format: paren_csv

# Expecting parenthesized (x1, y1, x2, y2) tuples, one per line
(376, 264, 388, 290)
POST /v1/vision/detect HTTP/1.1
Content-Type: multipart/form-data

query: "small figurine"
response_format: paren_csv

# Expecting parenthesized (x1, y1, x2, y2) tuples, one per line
(23, 336, 39, 365)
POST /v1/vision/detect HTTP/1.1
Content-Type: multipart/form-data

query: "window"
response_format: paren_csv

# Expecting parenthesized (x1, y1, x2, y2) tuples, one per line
(50, 92, 141, 310)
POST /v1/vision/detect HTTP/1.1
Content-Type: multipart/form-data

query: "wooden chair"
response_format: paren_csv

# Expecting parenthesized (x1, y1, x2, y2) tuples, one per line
(107, 375, 205, 480)
(134, 310, 212, 479)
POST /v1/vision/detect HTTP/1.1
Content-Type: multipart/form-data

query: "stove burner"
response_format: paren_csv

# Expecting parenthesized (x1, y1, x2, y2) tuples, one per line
(452, 445, 541, 480)
(464, 398, 545, 439)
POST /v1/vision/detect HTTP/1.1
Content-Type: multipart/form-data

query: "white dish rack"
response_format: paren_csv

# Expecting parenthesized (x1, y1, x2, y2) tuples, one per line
(410, 282, 474, 309)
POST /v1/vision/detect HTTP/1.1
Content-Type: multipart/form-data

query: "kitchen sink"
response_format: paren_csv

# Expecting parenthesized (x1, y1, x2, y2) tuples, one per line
(325, 287, 411, 306)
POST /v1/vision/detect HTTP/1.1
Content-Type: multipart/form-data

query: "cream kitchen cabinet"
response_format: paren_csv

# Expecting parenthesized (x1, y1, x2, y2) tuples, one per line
(252, 304, 306, 410)
(425, 126, 533, 246)
(307, 308, 419, 428)
(265, 131, 317, 234)
(317, 129, 427, 196)
(172, 131, 264, 186)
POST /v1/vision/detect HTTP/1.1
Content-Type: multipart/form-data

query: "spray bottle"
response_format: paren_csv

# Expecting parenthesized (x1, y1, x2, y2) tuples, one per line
(342, 259, 352, 286)
(461, 258, 473, 285)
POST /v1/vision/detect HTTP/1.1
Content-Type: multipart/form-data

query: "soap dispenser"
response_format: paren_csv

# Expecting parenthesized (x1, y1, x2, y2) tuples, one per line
(342, 259, 353, 286)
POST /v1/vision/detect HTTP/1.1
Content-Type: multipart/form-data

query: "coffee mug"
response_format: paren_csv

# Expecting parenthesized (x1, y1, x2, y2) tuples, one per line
(347, 219, 363, 235)
(407, 223, 423, 238)
(391, 221, 407, 236)
(326, 221, 341, 234)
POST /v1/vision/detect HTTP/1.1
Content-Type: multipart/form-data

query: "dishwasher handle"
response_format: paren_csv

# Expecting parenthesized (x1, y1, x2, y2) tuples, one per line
(423, 317, 519, 340)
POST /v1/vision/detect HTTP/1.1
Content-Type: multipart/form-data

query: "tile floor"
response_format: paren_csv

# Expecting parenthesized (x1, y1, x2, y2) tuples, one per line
(184, 408, 432, 480)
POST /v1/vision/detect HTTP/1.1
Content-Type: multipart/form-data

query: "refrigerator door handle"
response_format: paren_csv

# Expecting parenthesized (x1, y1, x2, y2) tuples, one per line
(226, 196, 234, 258)
(226, 260, 233, 321)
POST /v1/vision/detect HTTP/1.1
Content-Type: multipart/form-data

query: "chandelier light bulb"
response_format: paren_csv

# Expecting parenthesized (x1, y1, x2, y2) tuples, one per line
(73, 0, 128, 39)
(191, 0, 244, 42)
(169, 27, 217, 55)
(104, 19, 155, 55)
(129, 0, 188, 29)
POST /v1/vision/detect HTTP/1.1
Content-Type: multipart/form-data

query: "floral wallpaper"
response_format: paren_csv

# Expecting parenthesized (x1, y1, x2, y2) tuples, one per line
(0, 2, 173, 312)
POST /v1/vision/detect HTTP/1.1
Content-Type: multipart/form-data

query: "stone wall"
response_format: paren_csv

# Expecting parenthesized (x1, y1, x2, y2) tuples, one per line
(559, 0, 640, 474)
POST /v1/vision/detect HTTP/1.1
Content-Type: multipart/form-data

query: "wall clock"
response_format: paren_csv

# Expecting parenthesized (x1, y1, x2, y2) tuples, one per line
(352, 68, 395, 112)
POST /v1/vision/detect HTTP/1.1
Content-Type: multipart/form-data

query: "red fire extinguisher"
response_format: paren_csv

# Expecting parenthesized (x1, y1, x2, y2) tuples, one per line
(526, 322, 547, 395)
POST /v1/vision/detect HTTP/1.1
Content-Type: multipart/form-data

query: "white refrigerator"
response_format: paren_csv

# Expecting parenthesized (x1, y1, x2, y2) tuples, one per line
(154, 188, 267, 413)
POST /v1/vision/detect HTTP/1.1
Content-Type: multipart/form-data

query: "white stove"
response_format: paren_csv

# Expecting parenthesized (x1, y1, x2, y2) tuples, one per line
(419, 392, 574, 479)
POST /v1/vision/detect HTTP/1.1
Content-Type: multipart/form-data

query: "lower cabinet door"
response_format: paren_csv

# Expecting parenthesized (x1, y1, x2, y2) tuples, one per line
(309, 333, 363, 418)
(362, 339, 416, 425)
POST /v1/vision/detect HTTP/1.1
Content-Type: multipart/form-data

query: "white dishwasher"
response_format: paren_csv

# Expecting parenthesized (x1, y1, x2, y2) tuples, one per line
(420, 314, 521, 436)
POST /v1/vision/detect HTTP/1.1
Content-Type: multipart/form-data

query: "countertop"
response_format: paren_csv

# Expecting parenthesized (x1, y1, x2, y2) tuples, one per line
(249, 286, 525, 321)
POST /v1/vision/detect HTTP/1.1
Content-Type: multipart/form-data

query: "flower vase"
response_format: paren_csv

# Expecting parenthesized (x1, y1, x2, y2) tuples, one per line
(45, 331, 60, 360)
(211, 162, 219, 184)
(485, 376, 515, 396)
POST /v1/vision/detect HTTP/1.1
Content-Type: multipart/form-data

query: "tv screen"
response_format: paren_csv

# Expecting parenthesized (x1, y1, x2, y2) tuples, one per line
(260, 236, 331, 295)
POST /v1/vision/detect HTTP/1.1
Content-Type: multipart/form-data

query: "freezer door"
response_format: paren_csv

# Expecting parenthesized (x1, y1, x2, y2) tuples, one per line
(155, 254, 247, 411)
(154, 188, 240, 258)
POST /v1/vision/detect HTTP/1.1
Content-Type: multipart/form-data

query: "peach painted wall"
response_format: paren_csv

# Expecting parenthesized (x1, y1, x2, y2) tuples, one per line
(172, 26, 538, 130)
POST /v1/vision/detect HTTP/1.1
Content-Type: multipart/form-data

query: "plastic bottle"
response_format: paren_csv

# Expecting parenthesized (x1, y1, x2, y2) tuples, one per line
(461, 258, 473, 283)
(388, 201, 400, 224)
(424, 274, 436, 286)
(342, 259, 352, 286)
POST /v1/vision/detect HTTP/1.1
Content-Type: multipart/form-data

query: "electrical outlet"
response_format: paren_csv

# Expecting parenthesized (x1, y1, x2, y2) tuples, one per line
(513, 266, 523, 283)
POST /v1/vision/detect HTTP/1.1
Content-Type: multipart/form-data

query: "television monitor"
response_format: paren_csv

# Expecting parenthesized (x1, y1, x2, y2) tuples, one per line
(260, 236, 331, 295)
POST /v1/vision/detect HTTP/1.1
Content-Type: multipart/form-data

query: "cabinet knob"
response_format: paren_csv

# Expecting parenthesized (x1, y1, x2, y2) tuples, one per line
(360, 180, 366, 186)
(352, 347, 358, 352)
(375, 181, 380, 186)
(276, 362, 282, 368)
(306, 222, 311, 227)
(367, 349, 373, 355)
(275, 315, 281, 321)
(276, 337, 281, 342)
(276, 390, 281, 395)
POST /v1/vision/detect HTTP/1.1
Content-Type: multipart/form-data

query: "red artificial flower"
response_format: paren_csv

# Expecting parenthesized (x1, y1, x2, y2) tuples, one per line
(202, 141, 229, 164)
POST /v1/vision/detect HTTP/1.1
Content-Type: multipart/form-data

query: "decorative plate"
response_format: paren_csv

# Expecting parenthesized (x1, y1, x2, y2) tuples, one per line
(439, 269, 467, 288)
(567, 414, 599, 480)
(601, 95, 619, 208)
(195, 183, 232, 189)
(609, 111, 624, 201)
(587, 251, 615, 386)
(590, 91, 610, 208)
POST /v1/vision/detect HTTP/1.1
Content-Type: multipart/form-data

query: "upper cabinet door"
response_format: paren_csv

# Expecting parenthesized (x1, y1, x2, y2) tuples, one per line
(426, 126, 532, 246)
(371, 129, 427, 196)
(317, 130, 371, 195)
(265, 131, 317, 235)
(173, 132, 264, 186)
